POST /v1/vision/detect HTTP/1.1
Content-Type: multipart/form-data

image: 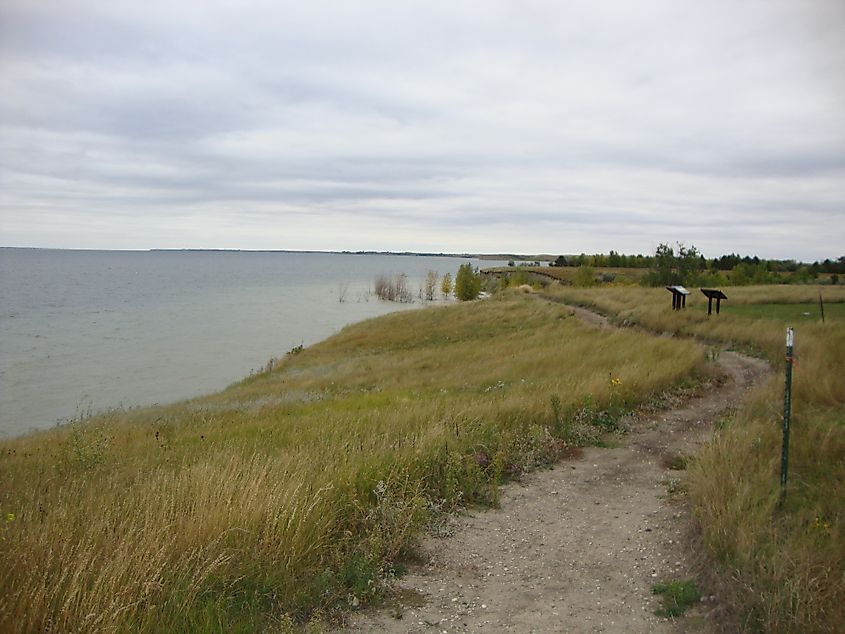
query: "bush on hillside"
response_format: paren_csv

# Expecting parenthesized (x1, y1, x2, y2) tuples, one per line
(455, 263, 481, 301)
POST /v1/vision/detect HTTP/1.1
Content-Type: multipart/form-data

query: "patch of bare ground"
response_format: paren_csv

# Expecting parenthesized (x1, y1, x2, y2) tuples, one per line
(341, 307, 769, 634)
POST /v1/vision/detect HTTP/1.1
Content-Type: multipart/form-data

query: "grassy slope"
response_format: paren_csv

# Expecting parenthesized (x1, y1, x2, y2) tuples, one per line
(550, 284, 845, 634)
(0, 293, 704, 632)
(722, 301, 845, 322)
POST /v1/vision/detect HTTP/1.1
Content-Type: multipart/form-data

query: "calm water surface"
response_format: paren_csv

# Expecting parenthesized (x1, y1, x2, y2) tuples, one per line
(0, 249, 502, 437)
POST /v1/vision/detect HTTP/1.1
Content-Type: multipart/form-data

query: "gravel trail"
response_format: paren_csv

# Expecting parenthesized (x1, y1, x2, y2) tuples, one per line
(343, 308, 769, 634)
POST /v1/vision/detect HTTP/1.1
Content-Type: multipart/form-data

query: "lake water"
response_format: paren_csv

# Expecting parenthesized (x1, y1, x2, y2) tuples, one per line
(0, 249, 503, 438)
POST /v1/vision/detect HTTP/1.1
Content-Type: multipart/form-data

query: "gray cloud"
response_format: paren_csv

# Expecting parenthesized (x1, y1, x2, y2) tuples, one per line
(1, 0, 844, 259)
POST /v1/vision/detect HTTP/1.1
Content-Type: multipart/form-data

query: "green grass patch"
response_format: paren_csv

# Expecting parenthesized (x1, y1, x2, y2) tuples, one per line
(721, 302, 845, 322)
(652, 579, 701, 617)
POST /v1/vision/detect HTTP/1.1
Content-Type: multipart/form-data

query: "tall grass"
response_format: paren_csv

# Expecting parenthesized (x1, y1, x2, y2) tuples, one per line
(549, 284, 845, 633)
(0, 294, 703, 631)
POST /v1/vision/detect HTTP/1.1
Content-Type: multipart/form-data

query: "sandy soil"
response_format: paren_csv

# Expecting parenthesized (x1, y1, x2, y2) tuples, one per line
(341, 309, 769, 634)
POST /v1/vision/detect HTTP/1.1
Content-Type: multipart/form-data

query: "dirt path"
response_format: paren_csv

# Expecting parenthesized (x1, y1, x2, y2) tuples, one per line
(342, 309, 769, 634)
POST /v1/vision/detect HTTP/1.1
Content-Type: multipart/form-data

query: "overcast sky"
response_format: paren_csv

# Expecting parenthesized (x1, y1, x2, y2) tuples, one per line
(1, 0, 843, 259)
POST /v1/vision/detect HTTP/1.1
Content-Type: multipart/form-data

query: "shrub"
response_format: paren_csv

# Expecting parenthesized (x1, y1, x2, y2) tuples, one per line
(374, 274, 413, 302)
(454, 263, 481, 301)
(573, 265, 596, 288)
(423, 270, 439, 301)
(440, 272, 453, 299)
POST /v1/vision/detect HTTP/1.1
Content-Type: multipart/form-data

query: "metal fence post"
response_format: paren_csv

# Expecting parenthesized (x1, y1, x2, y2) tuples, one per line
(819, 291, 825, 323)
(780, 327, 794, 501)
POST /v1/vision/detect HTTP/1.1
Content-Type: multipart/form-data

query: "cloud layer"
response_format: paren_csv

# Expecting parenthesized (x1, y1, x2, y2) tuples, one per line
(1, 0, 843, 259)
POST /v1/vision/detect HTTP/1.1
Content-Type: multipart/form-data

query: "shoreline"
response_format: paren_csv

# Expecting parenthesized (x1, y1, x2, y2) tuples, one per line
(1, 250, 503, 439)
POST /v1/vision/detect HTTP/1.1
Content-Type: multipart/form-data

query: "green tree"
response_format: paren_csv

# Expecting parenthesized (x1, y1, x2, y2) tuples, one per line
(645, 242, 704, 287)
(653, 243, 677, 285)
(454, 263, 481, 300)
(677, 243, 704, 285)
(729, 262, 753, 285)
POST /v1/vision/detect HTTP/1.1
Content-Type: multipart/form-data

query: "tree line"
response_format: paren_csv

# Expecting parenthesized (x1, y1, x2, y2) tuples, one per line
(553, 250, 845, 274)
(551, 246, 844, 287)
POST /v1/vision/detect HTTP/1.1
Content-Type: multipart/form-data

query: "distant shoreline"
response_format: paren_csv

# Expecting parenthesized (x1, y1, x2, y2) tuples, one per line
(1, 246, 554, 261)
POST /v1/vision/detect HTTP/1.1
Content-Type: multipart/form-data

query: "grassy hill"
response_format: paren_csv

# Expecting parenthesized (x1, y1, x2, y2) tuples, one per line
(3, 284, 841, 632)
(0, 293, 704, 632)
